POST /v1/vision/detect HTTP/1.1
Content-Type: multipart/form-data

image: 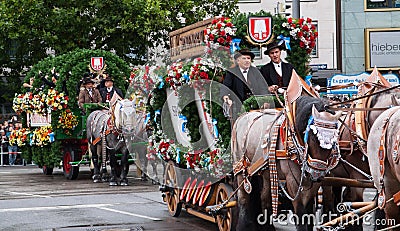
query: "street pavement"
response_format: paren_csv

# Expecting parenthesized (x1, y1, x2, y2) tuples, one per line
(0, 165, 380, 231)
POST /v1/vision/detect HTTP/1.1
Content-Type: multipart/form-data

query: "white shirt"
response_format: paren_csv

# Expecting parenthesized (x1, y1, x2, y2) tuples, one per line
(273, 62, 282, 77)
(87, 89, 93, 97)
(107, 87, 113, 92)
(240, 68, 249, 82)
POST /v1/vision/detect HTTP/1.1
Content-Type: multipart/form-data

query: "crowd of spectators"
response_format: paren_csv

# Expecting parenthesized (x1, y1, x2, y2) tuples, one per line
(0, 117, 23, 166)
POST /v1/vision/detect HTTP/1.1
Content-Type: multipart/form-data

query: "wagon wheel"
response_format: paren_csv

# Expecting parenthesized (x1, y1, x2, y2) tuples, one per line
(164, 161, 182, 217)
(42, 166, 53, 175)
(63, 147, 80, 180)
(216, 183, 237, 231)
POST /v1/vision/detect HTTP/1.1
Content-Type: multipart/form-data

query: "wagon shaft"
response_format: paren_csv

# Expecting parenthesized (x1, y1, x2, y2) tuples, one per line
(321, 177, 375, 188)
(394, 191, 400, 206)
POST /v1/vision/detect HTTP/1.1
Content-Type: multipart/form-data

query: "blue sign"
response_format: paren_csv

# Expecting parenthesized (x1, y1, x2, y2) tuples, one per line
(328, 72, 399, 94)
(310, 64, 328, 70)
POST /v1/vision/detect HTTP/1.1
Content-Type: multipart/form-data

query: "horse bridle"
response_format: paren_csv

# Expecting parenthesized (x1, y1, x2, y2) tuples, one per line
(300, 115, 340, 180)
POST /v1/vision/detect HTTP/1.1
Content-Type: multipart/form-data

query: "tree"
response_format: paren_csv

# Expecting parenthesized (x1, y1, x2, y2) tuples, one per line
(0, 0, 238, 103)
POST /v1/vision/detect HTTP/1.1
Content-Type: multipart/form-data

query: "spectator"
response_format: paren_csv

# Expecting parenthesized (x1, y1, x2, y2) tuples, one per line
(99, 76, 123, 103)
(6, 126, 17, 165)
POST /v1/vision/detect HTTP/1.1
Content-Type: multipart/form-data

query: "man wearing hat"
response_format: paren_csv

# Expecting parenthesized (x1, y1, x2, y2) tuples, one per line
(78, 78, 102, 111)
(99, 76, 123, 103)
(260, 40, 294, 93)
(221, 49, 269, 120)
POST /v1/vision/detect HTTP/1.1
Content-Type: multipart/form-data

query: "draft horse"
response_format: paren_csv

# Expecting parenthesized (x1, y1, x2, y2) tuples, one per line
(87, 99, 137, 186)
(367, 106, 400, 229)
(232, 95, 341, 231)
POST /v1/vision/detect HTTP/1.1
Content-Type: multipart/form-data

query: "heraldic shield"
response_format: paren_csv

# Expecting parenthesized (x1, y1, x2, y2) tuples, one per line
(248, 16, 272, 44)
(91, 57, 104, 71)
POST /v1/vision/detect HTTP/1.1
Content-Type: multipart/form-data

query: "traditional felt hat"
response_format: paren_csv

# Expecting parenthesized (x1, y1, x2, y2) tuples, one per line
(264, 40, 285, 55)
(234, 49, 255, 60)
(83, 78, 95, 85)
(104, 76, 114, 82)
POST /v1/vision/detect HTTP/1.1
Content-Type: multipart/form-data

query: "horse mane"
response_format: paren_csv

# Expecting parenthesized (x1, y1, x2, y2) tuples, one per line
(294, 96, 327, 137)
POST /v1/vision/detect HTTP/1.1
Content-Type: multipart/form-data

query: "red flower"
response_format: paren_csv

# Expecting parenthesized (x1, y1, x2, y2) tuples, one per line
(219, 30, 226, 36)
(226, 22, 233, 27)
(300, 41, 305, 48)
(226, 36, 232, 43)
(297, 31, 303, 37)
(306, 18, 312, 23)
(209, 34, 215, 40)
(299, 18, 305, 24)
(315, 32, 318, 37)
(302, 25, 309, 31)
(217, 37, 225, 44)
(217, 23, 222, 29)
(288, 18, 293, 23)
(212, 19, 218, 24)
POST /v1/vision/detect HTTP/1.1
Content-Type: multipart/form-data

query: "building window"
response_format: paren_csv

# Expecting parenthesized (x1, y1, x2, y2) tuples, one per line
(250, 47, 262, 59)
(310, 21, 318, 58)
(365, 0, 400, 10)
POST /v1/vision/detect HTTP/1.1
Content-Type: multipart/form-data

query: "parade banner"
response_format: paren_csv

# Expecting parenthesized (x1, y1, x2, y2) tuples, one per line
(328, 72, 399, 94)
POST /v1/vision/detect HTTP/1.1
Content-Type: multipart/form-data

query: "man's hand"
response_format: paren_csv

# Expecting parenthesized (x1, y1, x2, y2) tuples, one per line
(268, 85, 279, 93)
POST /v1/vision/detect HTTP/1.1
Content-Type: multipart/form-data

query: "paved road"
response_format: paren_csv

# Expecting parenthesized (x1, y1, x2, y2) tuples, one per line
(0, 165, 381, 231)
(0, 165, 218, 231)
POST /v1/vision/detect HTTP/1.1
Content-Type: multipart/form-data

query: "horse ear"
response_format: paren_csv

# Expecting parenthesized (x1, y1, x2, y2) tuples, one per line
(311, 104, 320, 119)
(334, 110, 342, 120)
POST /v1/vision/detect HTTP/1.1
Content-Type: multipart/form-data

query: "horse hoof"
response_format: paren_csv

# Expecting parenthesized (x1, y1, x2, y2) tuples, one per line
(92, 175, 101, 183)
(109, 181, 118, 186)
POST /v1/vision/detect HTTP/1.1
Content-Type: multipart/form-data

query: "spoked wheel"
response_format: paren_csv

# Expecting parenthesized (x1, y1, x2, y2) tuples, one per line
(42, 166, 53, 175)
(216, 183, 236, 231)
(63, 147, 80, 180)
(164, 161, 182, 217)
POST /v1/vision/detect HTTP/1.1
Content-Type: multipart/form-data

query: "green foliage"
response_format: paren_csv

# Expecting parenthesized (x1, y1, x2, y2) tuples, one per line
(241, 95, 285, 112)
(232, 11, 311, 77)
(0, 0, 238, 101)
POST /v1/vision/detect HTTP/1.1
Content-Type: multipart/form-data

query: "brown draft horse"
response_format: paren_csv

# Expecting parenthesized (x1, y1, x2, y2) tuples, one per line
(322, 70, 400, 230)
(232, 95, 341, 231)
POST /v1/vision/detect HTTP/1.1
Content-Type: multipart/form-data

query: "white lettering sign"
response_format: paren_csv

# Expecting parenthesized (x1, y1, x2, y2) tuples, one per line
(328, 73, 399, 94)
(367, 29, 400, 70)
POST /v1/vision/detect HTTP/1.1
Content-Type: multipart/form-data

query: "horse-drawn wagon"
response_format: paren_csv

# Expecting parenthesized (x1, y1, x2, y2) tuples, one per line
(11, 49, 136, 181)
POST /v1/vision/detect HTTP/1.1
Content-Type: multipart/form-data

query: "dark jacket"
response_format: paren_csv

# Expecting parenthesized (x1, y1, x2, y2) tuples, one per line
(99, 87, 123, 103)
(259, 61, 294, 88)
(221, 66, 268, 103)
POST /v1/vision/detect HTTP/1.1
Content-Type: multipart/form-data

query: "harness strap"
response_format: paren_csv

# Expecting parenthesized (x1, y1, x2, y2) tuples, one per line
(392, 130, 400, 164)
(92, 129, 112, 146)
(377, 108, 399, 209)
(267, 114, 285, 217)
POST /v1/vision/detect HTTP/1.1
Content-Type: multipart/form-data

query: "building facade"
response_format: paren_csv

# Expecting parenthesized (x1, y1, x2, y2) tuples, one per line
(342, 0, 400, 74)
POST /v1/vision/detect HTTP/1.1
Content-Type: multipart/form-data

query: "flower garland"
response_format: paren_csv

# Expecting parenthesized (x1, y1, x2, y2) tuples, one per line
(13, 92, 34, 114)
(57, 109, 78, 135)
(41, 89, 69, 111)
(282, 17, 318, 54)
(204, 17, 236, 47)
(9, 128, 31, 147)
(31, 125, 54, 147)
(12, 89, 69, 115)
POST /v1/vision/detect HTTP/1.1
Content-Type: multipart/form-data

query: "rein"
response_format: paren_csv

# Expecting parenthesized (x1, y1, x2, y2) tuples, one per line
(327, 83, 400, 108)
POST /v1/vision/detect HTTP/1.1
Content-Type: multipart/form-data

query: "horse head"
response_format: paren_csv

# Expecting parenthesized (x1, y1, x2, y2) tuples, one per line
(113, 99, 137, 135)
(295, 96, 341, 181)
(369, 87, 400, 125)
